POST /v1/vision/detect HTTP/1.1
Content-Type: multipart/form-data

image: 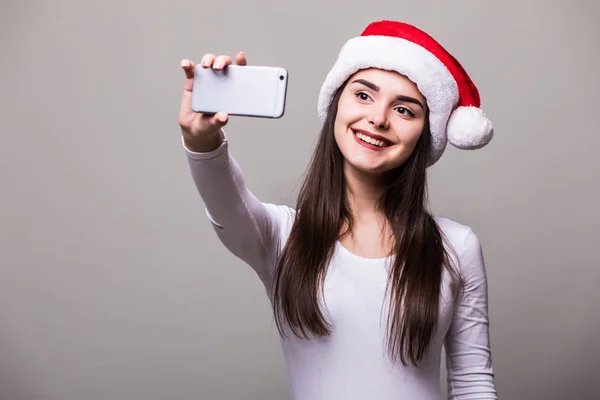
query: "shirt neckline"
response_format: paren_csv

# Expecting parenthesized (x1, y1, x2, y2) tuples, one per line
(335, 240, 394, 264)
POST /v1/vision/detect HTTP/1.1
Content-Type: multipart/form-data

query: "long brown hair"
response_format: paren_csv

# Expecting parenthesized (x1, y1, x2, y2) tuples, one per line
(272, 82, 457, 366)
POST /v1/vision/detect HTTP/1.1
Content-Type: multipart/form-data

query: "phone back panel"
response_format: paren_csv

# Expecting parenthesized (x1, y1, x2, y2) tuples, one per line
(191, 65, 288, 118)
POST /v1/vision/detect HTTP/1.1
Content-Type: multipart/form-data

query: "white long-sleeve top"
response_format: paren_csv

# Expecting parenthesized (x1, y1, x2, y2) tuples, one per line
(184, 136, 497, 400)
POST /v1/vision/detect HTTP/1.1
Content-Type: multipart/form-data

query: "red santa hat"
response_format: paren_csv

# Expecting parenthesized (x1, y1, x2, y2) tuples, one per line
(317, 20, 493, 166)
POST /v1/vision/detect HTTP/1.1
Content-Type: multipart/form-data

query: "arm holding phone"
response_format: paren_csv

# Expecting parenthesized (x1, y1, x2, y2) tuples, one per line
(178, 53, 291, 286)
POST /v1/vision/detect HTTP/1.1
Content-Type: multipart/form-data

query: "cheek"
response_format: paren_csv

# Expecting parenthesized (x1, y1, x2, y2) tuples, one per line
(333, 102, 361, 145)
(394, 123, 424, 148)
(386, 125, 424, 166)
(336, 96, 364, 123)
(333, 122, 352, 159)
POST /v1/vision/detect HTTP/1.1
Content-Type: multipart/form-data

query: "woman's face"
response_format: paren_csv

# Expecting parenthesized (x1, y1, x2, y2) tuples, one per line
(334, 68, 428, 175)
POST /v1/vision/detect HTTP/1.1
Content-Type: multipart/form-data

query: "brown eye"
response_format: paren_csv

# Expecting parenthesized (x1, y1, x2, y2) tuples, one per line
(355, 92, 372, 101)
(395, 106, 415, 117)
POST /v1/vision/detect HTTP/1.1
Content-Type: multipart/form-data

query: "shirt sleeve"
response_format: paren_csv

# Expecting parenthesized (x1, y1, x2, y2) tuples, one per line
(444, 227, 498, 399)
(182, 134, 284, 287)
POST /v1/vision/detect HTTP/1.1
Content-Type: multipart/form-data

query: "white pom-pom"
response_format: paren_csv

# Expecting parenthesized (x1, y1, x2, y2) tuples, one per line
(446, 106, 494, 149)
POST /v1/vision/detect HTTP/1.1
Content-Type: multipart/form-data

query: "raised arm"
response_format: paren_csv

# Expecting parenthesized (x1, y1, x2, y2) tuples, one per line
(178, 54, 286, 285)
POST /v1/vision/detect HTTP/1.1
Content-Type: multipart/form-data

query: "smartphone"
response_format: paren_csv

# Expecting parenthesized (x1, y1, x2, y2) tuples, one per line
(191, 64, 288, 119)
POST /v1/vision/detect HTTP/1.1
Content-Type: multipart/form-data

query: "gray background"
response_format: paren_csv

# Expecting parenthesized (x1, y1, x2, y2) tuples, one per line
(1, 0, 599, 399)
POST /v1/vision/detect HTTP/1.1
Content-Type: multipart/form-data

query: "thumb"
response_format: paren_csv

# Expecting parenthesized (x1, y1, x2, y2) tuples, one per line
(211, 112, 229, 128)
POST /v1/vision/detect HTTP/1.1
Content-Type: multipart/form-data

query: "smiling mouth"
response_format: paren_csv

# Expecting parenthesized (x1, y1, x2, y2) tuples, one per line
(352, 130, 392, 148)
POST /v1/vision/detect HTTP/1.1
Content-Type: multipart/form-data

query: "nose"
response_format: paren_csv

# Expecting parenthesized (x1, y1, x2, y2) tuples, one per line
(368, 106, 389, 130)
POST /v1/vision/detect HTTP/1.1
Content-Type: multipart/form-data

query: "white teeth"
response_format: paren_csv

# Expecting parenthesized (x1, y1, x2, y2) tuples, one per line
(355, 132, 387, 147)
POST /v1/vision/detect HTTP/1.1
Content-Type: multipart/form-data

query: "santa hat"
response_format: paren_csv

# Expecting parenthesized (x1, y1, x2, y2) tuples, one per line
(317, 20, 493, 166)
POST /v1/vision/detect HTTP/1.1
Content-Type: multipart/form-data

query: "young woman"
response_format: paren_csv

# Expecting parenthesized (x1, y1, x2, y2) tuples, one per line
(178, 20, 497, 400)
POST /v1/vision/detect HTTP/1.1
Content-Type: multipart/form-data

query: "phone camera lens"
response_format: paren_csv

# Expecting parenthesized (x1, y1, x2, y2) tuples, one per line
(279, 75, 284, 80)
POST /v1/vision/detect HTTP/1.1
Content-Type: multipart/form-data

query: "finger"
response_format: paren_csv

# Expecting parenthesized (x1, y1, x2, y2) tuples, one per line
(191, 111, 228, 133)
(235, 51, 247, 66)
(179, 59, 196, 118)
(200, 53, 216, 68)
(213, 55, 232, 70)
(180, 59, 196, 92)
(212, 112, 229, 127)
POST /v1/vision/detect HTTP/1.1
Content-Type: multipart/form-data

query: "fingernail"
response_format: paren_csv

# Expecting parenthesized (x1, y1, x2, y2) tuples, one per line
(181, 59, 190, 67)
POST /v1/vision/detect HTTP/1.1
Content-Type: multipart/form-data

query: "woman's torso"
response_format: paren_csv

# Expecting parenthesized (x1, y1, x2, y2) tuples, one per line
(270, 206, 459, 400)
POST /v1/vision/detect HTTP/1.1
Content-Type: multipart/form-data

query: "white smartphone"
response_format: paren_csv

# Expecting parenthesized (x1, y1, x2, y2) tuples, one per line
(191, 64, 288, 119)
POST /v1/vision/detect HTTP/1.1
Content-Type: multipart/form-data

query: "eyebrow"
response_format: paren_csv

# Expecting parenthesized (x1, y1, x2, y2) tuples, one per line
(351, 78, 425, 110)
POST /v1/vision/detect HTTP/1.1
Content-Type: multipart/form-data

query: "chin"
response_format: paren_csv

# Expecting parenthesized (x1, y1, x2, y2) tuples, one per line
(344, 158, 394, 175)
(342, 145, 407, 174)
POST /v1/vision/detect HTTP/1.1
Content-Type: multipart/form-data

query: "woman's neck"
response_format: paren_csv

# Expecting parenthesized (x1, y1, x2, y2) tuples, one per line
(343, 162, 387, 217)
(341, 163, 395, 257)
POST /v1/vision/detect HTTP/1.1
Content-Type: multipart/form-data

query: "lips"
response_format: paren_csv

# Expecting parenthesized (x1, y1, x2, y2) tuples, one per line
(352, 129, 392, 148)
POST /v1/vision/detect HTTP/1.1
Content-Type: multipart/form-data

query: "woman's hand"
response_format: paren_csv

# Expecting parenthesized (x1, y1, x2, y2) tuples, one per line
(178, 52, 247, 152)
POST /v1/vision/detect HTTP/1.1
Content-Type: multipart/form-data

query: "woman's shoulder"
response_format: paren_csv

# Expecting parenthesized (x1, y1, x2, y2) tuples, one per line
(433, 216, 489, 296)
(262, 203, 297, 237)
(263, 203, 296, 219)
(432, 215, 483, 261)
(433, 215, 471, 238)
